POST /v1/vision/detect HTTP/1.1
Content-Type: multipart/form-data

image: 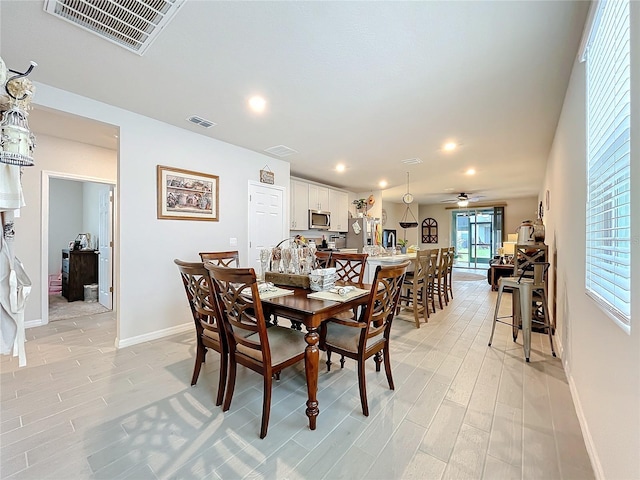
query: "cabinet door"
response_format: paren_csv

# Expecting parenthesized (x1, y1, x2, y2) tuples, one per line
(309, 184, 329, 211)
(329, 189, 349, 232)
(290, 179, 309, 230)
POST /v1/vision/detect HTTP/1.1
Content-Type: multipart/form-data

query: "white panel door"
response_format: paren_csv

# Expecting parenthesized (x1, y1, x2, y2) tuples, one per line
(248, 182, 286, 277)
(98, 188, 113, 309)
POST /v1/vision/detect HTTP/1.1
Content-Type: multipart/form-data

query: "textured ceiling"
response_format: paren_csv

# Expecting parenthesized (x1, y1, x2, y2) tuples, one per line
(1, 1, 590, 204)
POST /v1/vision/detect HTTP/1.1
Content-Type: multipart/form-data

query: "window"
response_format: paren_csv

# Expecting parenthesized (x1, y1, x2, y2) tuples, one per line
(583, 0, 631, 330)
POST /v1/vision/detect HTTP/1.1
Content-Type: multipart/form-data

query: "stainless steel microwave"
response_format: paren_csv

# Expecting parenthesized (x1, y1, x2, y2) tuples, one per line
(309, 210, 331, 229)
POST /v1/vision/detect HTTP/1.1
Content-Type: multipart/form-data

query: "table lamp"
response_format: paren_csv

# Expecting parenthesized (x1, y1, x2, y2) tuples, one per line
(502, 241, 516, 263)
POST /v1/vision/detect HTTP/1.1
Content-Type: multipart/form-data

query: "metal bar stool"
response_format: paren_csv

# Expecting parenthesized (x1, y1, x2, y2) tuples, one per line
(488, 262, 555, 362)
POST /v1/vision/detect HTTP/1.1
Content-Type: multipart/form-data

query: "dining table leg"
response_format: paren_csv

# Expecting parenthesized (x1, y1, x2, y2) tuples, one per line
(304, 327, 320, 430)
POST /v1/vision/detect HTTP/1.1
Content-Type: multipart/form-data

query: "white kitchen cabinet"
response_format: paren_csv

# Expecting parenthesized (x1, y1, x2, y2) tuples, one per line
(329, 189, 349, 232)
(308, 184, 329, 211)
(290, 179, 309, 230)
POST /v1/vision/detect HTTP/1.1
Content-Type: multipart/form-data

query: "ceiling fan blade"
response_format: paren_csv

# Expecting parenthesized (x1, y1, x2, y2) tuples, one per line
(439, 199, 458, 203)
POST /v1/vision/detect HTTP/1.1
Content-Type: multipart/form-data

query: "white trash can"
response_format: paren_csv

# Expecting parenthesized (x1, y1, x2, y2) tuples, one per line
(83, 284, 98, 302)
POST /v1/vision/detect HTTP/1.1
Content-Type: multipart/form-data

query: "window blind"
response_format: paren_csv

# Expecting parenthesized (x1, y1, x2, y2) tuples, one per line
(585, 0, 631, 327)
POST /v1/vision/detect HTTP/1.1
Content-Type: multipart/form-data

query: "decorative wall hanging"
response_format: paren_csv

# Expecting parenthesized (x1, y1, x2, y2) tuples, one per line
(399, 172, 418, 229)
(1, 58, 37, 368)
(422, 218, 438, 243)
(157, 165, 219, 221)
(1, 60, 37, 167)
(259, 165, 274, 184)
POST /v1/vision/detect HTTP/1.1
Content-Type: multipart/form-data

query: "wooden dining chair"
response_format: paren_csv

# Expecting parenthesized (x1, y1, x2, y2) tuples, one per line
(425, 248, 439, 314)
(445, 247, 455, 301)
(174, 259, 228, 406)
(433, 247, 449, 309)
(205, 264, 307, 438)
(198, 250, 240, 267)
(313, 251, 332, 269)
(331, 252, 369, 288)
(397, 250, 431, 328)
(321, 261, 410, 416)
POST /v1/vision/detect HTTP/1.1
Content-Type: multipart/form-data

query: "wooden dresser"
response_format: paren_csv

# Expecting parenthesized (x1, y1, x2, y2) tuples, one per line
(61, 249, 98, 302)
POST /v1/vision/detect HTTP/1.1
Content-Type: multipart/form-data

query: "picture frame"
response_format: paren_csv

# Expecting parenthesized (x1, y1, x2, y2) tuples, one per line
(545, 189, 550, 211)
(260, 168, 274, 184)
(157, 165, 219, 221)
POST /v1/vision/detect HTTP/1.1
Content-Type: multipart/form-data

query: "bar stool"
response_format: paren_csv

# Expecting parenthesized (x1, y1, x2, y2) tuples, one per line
(488, 262, 555, 362)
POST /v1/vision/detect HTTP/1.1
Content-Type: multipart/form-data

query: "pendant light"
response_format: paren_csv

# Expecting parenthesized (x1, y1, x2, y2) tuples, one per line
(399, 172, 418, 229)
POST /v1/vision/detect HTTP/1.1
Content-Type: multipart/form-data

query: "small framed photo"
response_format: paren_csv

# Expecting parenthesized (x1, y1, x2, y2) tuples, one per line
(157, 165, 219, 221)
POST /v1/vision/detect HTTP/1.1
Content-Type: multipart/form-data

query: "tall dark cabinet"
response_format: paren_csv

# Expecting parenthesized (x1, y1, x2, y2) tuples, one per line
(61, 249, 98, 302)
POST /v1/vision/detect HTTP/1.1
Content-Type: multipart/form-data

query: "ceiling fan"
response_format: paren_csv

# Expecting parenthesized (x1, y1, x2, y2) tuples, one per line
(440, 192, 484, 207)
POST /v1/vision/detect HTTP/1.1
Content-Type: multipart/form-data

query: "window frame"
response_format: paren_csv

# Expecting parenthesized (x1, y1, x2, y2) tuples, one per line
(582, 0, 632, 333)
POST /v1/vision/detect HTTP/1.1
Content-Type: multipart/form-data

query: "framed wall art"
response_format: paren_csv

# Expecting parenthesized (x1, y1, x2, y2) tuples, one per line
(421, 217, 438, 243)
(157, 165, 219, 221)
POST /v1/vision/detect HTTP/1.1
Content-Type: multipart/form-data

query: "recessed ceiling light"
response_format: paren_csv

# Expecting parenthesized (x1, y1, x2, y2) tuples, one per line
(248, 96, 267, 113)
(466, 168, 476, 175)
(379, 180, 388, 188)
(336, 164, 346, 172)
(443, 142, 457, 151)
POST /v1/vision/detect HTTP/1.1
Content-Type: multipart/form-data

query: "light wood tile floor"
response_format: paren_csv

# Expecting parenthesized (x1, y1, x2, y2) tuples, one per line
(1, 275, 594, 479)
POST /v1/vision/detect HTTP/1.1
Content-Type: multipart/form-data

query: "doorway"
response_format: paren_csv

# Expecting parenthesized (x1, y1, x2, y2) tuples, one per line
(247, 181, 286, 275)
(452, 207, 503, 269)
(42, 172, 115, 323)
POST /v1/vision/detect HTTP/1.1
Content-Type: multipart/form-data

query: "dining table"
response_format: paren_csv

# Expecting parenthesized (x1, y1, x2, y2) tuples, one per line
(259, 285, 371, 431)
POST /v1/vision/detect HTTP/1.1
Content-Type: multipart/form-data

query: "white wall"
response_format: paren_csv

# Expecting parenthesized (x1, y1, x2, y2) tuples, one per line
(48, 179, 83, 274)
(18, 83, 290, 346)
(540, 4, 640, 476)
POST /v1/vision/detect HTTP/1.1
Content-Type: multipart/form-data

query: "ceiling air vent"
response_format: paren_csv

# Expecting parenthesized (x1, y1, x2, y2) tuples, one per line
(264, 145, 298, 157)
(187, 115, 216, 128)
(43, 0, 186, 55)
(401, 158, 423, 165)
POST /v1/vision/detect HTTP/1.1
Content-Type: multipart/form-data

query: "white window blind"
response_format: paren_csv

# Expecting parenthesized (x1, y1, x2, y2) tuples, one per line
(584, 0, 631, 328)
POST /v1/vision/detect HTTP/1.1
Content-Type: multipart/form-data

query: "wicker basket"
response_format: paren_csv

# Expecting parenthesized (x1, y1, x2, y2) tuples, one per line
(309, 268, 337, 292)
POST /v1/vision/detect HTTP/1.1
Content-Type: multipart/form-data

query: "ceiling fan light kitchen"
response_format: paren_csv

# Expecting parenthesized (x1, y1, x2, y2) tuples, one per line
(457, 199, 469, 207)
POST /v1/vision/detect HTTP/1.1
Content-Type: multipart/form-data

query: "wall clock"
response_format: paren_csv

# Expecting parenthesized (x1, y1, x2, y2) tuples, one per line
(402, 193, 414, 204)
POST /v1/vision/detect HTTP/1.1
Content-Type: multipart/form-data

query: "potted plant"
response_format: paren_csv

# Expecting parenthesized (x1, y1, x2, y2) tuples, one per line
(352, 198, 367, 217)
(397, 239, 409, 254)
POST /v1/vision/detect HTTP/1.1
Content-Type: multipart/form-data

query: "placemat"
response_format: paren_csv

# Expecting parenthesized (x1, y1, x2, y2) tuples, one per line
(243, 286, 295, 301)
(307, 287, 370, 303)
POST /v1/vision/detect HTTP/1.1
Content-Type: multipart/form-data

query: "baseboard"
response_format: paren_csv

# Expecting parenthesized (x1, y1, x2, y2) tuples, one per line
(116, 322, 192, 349)
(565, 362, 605, 480)
(25, 319, 46, 329)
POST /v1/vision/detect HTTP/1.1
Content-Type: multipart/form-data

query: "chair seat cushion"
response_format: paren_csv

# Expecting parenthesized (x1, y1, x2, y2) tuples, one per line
(324, 321, 384, 353)
(202, 328, 221, 346)
(237, 326, 306, 366)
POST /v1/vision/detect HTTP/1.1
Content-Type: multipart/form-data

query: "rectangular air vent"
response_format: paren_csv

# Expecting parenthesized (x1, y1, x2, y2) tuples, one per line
(44, 0, 186, 55)
(264, 145, 298, 157)
(187, 115, 216, 128)
(401, 158, 423, 165)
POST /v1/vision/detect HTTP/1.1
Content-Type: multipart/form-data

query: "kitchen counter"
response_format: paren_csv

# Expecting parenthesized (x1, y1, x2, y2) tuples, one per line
(367, 252, 416, 264)
(364, 252, 416, 283)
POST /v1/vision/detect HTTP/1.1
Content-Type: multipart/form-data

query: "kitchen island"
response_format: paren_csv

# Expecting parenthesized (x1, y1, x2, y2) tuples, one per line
(364, 252, 416, 284)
